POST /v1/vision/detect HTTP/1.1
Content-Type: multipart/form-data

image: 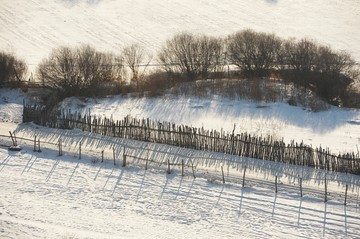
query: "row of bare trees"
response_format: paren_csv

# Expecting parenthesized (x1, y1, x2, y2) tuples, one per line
(1, 30, 359, 106)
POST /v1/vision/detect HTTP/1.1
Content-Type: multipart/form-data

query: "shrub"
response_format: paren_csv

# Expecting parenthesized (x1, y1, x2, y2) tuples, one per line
(0, 51, 27, 87)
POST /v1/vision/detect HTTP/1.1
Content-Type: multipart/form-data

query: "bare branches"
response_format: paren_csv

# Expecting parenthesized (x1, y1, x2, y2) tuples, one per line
(122, 44, 152, 89)
(0, 51, 27, 86)
(158, 32, 223, 81)
(227, 29, 282, 76)
(37, 45, 125, 97)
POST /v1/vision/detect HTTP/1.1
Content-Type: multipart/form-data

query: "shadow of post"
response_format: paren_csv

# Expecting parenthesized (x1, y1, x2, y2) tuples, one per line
(137, 170, 147, 202)
(297, 198, 303, 226)
(67, 162, 79, 185)
(46, 159, 60, 182)
(344, 205, 348, 237)
(323, 203, 327, 237)
(112, 169, 125, 196)
(238, 189, 245, 218)
(272, 194, 277, 218)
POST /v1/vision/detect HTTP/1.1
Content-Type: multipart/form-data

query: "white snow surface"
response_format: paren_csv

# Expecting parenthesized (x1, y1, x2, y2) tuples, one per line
(1, 122, 360, 239)
(1, 0, 360, 236)
(1, 89, 360, 238)
(1, 0, 360, 74)
(60, 94, 360, 154)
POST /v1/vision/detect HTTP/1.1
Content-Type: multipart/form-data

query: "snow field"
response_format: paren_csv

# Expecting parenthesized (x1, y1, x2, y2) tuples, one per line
(59, 94, 360, 154)
(1, 0, 360, 74)
(1, 125, 360, 238)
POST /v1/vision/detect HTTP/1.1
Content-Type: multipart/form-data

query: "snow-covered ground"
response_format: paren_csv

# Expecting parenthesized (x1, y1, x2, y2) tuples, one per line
(1, 0, 360, 237)
(60, 94, 360, 155)
(1, 0, 359, 74)
(1, 88, 360, 238)
(1, 122, 360, 239)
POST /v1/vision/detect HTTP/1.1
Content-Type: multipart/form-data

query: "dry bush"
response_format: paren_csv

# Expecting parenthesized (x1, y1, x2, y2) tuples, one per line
(37, 45, 125, 97)
(0, 51, 27, 87)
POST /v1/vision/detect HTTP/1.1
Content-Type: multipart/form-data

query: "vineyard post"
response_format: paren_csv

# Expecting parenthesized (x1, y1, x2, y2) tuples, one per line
(221, 166, 225, 184)
(242, 165, 247, 188)
(79, 141, 81, 159)
(37, 139, 41, 152)
(122, 147, 126, 167)
(299, 177, 303, 197)
(181, 159, 184, 177)
(33, 136, 37, 152)
(275, 175, 278, 194)
(58, 139, 62, 156)
(324, 177, 328, 203)
(113, 147, 116, 165)
(167, 159, 171, 174)
(344, 184, 348, 205)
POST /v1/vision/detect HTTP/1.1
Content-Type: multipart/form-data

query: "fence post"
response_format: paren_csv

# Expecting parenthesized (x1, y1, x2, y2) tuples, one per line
(122, 148, 126, 167)
(181, 159, 184, 177)
(221, 166, 225, 184)
(58, 139, 62, 156)
(167, 159, 171, 174)
(275, 175, 278, 194)
(344, 184, 348, 205)
(33, 136, 37, 152)
(79, 141, 81, 159)
(299, 177, 303, 197)
(101, 150, 104, 163)
(324, 177, 328, 203)
(191, 160, 196, 179)
(242, 165, 247, 188)
(113, 147, 116, 165)
(37, 139, 41, 152)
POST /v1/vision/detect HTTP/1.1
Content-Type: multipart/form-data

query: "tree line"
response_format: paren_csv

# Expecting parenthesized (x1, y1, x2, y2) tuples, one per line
(1, 29, 359, 107)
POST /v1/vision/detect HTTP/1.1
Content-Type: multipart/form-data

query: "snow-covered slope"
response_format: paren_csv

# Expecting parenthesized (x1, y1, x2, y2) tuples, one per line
(60, 94, 360, 154)
(1, 124, 360, 238)
(1, 0, 359, 74)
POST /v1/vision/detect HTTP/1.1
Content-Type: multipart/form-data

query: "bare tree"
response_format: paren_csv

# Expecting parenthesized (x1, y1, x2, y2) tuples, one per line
(122, 44, 151, 90)
(227, 29, 282, 76)
(0, 51, 27, 86)
(38, 45, 125, 97)
(283, 38, 318, 73)
(158, 33, 223, 81)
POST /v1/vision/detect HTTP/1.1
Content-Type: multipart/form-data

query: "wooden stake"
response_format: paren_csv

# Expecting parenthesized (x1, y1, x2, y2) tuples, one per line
(344, 184, 348, 205)
(34, 136, 37, 152)
(37, 139, 41, 152)
(181, 159, 184, 177)
(324, 177, 328, 203)
(242, 165, 247, 188)
(58, 139, 62, 156)
(167, 159, 171, 174)
(122, 153, 126, 167)
(221, 166, 225, 184)
(299, 177, 303, 197)
(101, 150, 104, 163)
(113, 147, 116, 165)
(79, 141, 81, 159)
(145, 157, 148, 170)
(275, 176, 278, 194)
(9, 131, 16, 146)
(191, 160, 196, 179)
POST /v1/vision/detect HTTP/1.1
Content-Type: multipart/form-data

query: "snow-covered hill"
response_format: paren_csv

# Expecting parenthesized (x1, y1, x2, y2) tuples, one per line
(1, 0, 359, 74)
(60, 94, 360, 154)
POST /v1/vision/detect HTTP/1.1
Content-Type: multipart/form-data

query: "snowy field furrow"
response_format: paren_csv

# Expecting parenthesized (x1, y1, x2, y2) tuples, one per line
(1, 138, 360, 238)
(1, 0, 359, 73)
